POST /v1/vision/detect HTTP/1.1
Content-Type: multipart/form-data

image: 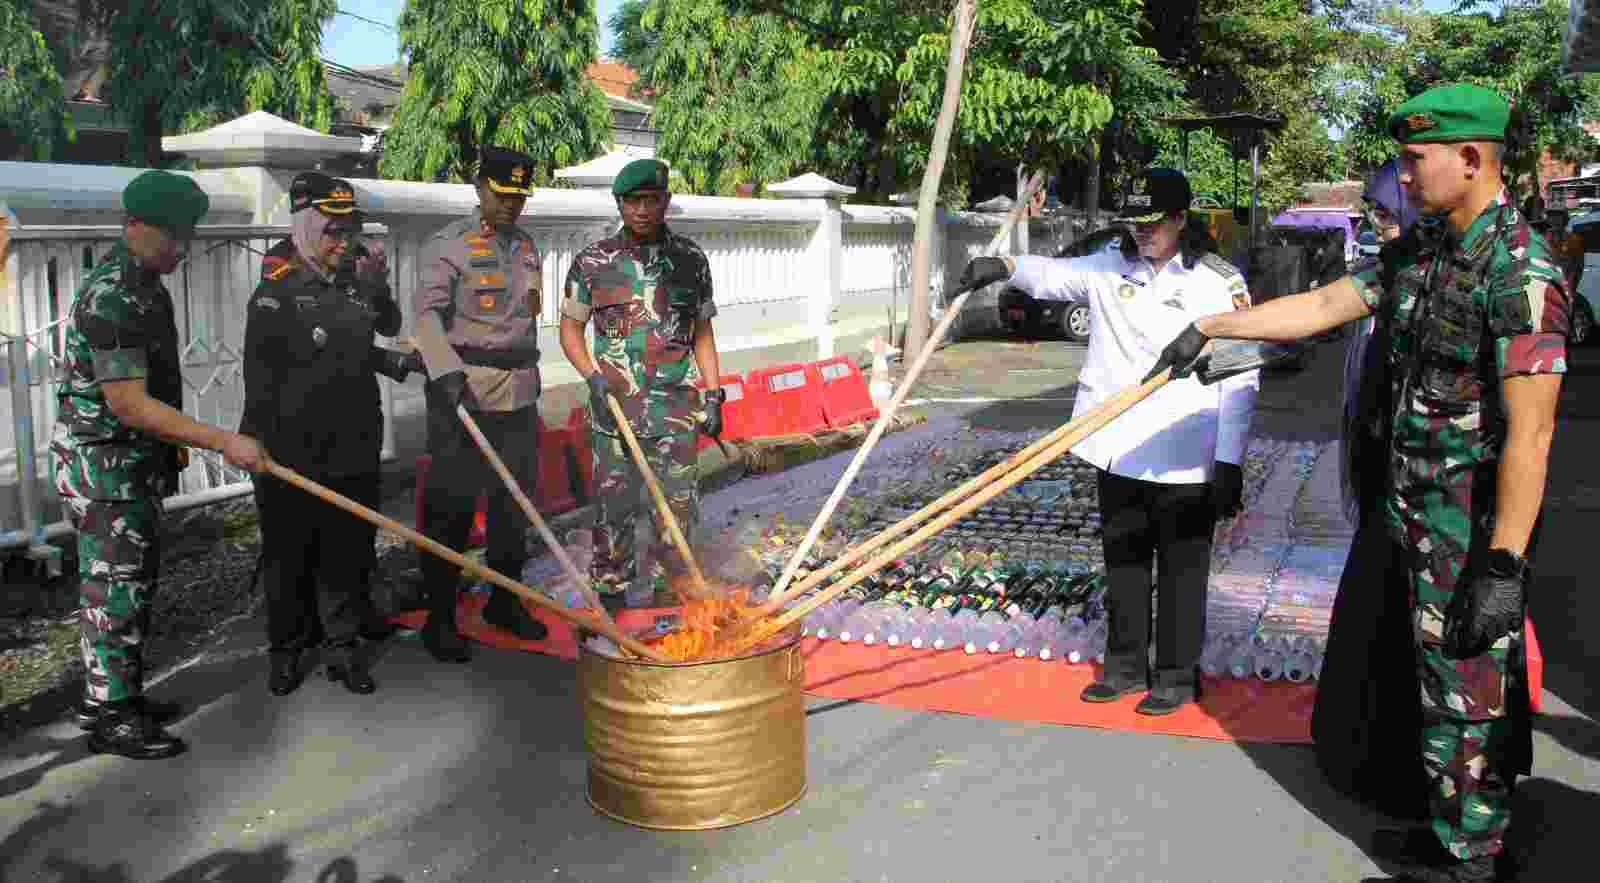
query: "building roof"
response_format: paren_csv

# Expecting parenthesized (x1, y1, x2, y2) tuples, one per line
(586, 59, 642, 99)
(325, 65, 406, 126)
(1294, 180, 1364, 213)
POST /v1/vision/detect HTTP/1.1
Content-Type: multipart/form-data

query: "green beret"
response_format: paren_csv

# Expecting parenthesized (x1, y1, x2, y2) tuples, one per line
(613, 159, 670, 196)
(122, 170, 209, 230)
(1388, 83, 1509, 145)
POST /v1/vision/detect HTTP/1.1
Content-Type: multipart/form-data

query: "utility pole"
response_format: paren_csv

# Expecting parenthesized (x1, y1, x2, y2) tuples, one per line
(904, 0, 978, 359)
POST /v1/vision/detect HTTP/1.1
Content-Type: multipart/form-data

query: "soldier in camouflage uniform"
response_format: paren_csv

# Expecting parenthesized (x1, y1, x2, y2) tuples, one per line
(411, 146, 549, 662)
(559, 159, 724, 609)
(52, 171, 268, 759)
(1148, 84, 1567, 883)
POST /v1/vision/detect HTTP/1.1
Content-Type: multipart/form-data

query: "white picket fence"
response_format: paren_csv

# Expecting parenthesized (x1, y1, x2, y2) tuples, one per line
(1, 157, 1090, 554)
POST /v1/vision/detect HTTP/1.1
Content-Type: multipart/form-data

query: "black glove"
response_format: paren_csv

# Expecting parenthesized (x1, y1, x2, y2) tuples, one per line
(1444, 550, 1526, 657)
(701, 388, 726, 439)
(1144, 322, 1210, 383)
(366, 291, 402, 337)
(958, 256, 1011, 291)
(1211, 461, 1244, 519)
(369, 346, 423, 383)
(587, 372, 616, 432)
(428, 369, 470, 414)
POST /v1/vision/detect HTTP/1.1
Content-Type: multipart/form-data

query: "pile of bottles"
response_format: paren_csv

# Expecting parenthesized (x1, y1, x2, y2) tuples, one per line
(757, 550, 1110, 661)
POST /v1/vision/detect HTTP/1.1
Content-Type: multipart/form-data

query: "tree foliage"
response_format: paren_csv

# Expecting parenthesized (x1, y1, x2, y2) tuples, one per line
(0, 0, 72, 161)
(620, 0, 1167, 202)
(381, 0, 613, 184)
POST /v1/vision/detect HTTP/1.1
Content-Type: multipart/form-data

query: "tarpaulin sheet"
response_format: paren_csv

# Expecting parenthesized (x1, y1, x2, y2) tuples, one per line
(391, 596, 1316, 744)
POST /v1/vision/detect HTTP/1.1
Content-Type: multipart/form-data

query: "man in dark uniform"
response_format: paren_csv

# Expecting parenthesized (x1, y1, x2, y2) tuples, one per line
(242, 172, 423, 696)
(411, 146, 549, 661)
(53, 170, 268, 758)
(1147, 84, 1566, 882)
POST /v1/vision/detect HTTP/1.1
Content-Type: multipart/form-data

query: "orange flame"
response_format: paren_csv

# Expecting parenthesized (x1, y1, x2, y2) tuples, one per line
(645, 576, 783, 661)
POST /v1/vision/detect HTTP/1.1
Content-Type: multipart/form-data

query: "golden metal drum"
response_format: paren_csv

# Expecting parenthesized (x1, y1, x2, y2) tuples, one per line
(578, 629, 807, 830)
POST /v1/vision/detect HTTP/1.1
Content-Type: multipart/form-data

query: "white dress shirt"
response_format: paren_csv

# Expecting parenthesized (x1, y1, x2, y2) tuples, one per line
(1009, 247, 1259, 484)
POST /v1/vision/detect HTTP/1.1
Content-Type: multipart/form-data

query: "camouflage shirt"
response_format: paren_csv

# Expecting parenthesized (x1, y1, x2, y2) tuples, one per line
(1350, 191, 1569, 597)
(52, 242, 184, 501)
(561, 225, 717, 438)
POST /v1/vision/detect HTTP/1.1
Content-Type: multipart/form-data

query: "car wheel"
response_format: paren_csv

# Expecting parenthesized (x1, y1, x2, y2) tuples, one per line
(1573, 299, 1595, 346)
(1063, 303, 1091, 342)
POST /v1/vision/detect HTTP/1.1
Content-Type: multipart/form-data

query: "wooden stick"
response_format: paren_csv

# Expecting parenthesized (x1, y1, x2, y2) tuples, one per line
(603, 393, 711, 596)
(262, 459, 673, 663)
(455, 405, 618, 630)
(723, 370, 1172, 657)
(762, 169, 1049, 611)
(749, 375, 1152, 621)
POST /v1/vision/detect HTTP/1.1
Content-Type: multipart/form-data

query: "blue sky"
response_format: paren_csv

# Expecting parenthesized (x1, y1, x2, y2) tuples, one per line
(322, 0, 627, 67)
(320, 0, 1475, 68)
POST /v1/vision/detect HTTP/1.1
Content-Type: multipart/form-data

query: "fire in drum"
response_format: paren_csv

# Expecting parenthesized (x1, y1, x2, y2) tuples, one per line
(578, 590, 807, 831)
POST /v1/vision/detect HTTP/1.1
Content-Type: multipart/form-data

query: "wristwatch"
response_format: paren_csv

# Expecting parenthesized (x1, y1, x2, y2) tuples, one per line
(704, 388, 727, 404)
(1483, 547, 1526, 579)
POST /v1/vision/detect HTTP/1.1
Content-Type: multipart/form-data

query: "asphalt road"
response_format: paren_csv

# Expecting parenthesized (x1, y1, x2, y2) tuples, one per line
(2, 333, 1596, 883)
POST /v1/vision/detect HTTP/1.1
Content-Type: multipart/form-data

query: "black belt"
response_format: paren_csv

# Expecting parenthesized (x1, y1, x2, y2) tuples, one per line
(457, 346, 539, 370)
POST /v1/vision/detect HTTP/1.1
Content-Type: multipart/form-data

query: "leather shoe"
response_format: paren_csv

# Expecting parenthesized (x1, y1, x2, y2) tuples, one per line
(422, 623, 472, 663)
(1135, 687, 1193, 716)
(600, 592, 628, 615)
(326, 662, 377, 695)
(1080, 680, 1145, 703)
(269, 650, 303, 697)
(75, 695, 180, 731)
(87, 703, 185, 760)
(1387, 854, 1505, 882)
(481, 589, 548, 641)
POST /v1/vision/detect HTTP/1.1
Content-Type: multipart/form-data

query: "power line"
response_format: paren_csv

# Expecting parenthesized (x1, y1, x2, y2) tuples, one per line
(336, 8, 396, 33)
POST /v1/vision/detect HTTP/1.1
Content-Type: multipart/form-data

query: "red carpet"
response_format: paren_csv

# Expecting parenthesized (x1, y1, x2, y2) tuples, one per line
(391, 597, 1315, 744)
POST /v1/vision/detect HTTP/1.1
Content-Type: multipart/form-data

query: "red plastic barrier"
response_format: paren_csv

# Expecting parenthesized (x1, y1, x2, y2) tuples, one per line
(536, 414, 577, 515)
(1526, 614, 1544, 714)
(568, 406, 595, 504)
(746, 362, 828, 436)
(696, 373, 764, 450)
(814, 356, 880, 429)
(414, 454, 487, 548)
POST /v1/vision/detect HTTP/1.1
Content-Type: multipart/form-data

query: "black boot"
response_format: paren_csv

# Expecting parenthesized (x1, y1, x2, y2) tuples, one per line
(422, 584, 471, 663)
(325, 644, 376, 695)
(481, 586, 548, 641)
(268, 649, 304, 697)
(87, 700, 186, 759)
(75, 695, 181, 731)
(1389, 855, 1503, 882)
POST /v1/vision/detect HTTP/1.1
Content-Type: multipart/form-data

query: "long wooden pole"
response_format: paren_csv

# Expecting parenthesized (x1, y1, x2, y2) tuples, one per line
(455, 406, 616, 629)
(749, 371, 1150, 621)
(724, 370, 1172, 657)
(761, 170, 1047, 612)
(603, 394, 711, 596)
(262, 460, 673, 663)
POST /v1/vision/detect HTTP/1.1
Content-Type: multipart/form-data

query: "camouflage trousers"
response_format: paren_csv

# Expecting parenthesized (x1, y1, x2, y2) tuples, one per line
(65, 495, 163, 703)
(590, 430, 698, 599)
(1413, 561, 1529, 861)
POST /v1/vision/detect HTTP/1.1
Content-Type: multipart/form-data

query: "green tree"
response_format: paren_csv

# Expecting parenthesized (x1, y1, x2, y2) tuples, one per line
(381, 0, 612, 184)
(622, 0, 1168, 201)
(242, 0, 340, 132)
(608, 0, 660, 98)
(0, 0, 72, 160)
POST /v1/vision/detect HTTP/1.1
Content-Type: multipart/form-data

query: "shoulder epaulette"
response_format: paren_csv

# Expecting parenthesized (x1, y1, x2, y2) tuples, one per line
(261, 255, 295, 281)
(1198, 252, 1241, 280)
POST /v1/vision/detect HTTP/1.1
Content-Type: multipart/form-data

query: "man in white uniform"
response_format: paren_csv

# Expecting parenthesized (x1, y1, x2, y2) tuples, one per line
(960, 168, 1259, 714)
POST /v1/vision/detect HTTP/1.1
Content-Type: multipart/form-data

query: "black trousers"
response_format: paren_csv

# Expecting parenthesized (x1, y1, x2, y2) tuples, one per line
(1096, 470, 1216, 693)
(1311, 518, 1427, 820)
(419, 398, 539, 612)
(257, 470, 380, 653)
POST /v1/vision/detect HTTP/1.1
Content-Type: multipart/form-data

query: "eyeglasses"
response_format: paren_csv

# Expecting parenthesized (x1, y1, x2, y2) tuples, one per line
(619, 192, 667, 209)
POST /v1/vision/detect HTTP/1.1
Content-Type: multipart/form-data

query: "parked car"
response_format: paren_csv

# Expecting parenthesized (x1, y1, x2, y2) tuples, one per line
(998, 226, 1127, 342)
